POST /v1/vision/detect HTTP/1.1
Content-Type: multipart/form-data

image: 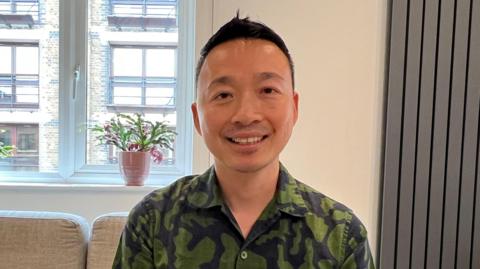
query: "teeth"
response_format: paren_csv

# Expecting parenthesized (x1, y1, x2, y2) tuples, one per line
(232, 136, 263, 144)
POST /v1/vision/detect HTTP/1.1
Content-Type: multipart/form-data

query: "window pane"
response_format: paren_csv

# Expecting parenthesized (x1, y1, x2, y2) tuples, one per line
(0, 128, 12, 145)
(0, 2, 59, 172)
(112, 48, 142, 76)
(16, 47, 39, 74)
(146, 49, 175, 77)
(0, 3, 10, 13)
(17, 133, 36, 151)
(146, 4, 176, 17)
(16, 86, 39, 103)
(146, 87, 174, 106)
(113, 87, 142, 105)
(0, 124, 39, 171)
(113, 5, 142, 16)
(0, 86, 12, 104)
(87, 0, 179, 167)
(15, 2, 39, 20)
(0, 47, 11, 73)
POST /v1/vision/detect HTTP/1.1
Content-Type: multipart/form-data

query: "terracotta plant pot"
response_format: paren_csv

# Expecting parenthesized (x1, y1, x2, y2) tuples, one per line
(118, 151, 151, 186)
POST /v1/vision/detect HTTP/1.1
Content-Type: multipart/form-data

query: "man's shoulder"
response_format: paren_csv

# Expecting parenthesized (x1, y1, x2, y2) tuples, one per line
(140, 174, 201, 209)
(279, 164, 350, 215)
(132, 166, 218, 216)
(286, 173, 373, 267)
(292, 178, 358, 224)
(293, 178, 369, 246)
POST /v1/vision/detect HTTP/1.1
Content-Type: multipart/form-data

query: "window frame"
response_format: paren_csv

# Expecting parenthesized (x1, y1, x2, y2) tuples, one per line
(108, 44, 177, 111)
(0, 123, 39, 171)
(0, 42, 39, 109)
(0, 0, 196, 185)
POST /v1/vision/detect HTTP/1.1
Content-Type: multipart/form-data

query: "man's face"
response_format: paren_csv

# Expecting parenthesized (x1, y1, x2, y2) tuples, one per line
(192, 39, 298, 174)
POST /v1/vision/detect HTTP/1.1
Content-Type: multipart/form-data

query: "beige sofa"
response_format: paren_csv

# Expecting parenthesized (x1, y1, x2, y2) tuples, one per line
(0, 210, 128, 269)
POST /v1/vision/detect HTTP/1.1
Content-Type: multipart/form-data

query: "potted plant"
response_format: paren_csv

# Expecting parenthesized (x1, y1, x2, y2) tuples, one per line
(91, 113, 176, 186)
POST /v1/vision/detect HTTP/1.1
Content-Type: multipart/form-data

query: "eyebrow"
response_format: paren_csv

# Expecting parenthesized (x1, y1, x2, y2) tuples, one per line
(255, 72, 285, 82)
(208, 72, 285, 89)
(208, 76, 234, 89)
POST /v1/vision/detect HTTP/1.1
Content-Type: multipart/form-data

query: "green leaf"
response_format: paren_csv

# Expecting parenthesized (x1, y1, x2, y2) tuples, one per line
(88, 113, 177, 154)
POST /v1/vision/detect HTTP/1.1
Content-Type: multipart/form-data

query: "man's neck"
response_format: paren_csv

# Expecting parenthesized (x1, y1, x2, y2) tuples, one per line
(213, 161, 280, 238)
(214, 161, 280, 209)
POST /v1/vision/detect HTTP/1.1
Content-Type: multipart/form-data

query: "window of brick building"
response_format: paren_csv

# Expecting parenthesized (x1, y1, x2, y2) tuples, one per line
(108, 45, 176, 109)
(0, 124, 39, 171)
(0, 0, 57, 174)
(0, 0, 39, 26)
(0, 43, 40, 109)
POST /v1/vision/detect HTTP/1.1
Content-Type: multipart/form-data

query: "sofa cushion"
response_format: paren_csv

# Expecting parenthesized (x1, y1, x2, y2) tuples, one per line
(87, 212, 128, 269)
(0, 210, 89, 269)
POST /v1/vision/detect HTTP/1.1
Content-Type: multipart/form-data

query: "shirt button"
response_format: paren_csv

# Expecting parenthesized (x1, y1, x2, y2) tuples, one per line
(240, 251, 248, 260)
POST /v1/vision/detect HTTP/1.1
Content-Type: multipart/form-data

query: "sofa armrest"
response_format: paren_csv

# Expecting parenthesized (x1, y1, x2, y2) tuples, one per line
(87, 212, 128, 269)
(0, 210, 89, 269)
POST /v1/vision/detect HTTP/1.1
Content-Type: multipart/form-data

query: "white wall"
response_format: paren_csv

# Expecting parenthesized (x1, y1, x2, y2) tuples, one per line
(0, 0, 387, 257)
(0, 184, 155, 222)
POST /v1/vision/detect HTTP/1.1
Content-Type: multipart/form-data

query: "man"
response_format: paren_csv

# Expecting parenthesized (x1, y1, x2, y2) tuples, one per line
(113, 15, 375, 269)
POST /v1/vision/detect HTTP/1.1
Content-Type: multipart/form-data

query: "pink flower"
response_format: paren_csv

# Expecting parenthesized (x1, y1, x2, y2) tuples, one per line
(150, 147, 163, 164)
(143, 124, 152, 136)
(127, 143, 141, 152)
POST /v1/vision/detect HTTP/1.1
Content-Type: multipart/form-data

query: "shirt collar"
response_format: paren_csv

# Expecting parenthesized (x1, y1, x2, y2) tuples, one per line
(186, 166, 224, 209)
(186, 164, 309, 217)
(275, 163, 309, 217)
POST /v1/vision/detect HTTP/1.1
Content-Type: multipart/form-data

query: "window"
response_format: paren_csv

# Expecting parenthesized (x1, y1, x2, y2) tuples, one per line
(0, 0, 59, 173)
(0, 0, 39, 27)
(109, 45, 176, 109)
(107, 0, 177, 30)
(0, 124, 39, 171)
(0, 43, 39, 109)
(0, 0, 195, 184)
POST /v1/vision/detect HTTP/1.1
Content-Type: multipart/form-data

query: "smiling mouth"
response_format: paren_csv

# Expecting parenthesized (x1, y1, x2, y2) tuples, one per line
(227, 136, 268, 145)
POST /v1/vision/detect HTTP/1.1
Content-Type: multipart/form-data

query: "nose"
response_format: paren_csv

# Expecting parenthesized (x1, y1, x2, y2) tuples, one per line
(230, 94, 263, 126)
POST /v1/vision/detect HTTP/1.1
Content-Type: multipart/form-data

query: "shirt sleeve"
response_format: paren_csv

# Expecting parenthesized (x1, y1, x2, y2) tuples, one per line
(340, 213, 376, 269)
(112, 200, 155, 269)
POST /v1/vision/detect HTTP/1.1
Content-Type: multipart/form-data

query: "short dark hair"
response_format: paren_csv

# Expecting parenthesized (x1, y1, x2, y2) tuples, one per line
(195, 14, 295, 88)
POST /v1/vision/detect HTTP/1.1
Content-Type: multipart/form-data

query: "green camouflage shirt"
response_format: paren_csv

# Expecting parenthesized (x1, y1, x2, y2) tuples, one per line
(113, 164, 375, 269)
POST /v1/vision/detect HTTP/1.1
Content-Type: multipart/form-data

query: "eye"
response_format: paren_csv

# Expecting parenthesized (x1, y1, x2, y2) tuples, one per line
(262, 87, 277, 94)
(214, 92, 232, 100)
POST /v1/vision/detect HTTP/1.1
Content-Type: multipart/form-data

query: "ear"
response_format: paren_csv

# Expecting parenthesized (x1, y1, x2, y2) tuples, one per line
(292, 91, 299, 125)
(191, 102, 202, 136)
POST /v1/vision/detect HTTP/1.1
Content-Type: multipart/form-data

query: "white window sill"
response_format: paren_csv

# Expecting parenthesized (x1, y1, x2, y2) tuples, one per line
(0, 182, 161, 193)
